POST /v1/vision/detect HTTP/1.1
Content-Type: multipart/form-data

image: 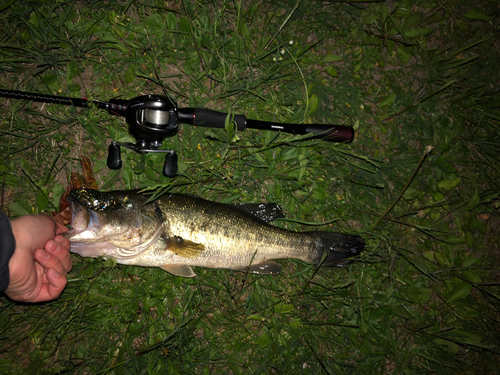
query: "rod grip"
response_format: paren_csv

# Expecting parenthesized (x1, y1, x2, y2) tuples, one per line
(304, 124, 354, 143)
(193, 109, 246, 130)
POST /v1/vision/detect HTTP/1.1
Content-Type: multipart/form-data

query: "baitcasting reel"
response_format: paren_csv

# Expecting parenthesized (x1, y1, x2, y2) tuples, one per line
(0, 88, 356, 177)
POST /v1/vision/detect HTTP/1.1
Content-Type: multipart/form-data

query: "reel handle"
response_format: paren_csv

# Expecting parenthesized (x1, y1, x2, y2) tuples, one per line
(107, 142, 122, 170)
(107, 142, 178, 177)
(163, 152, 178, 178)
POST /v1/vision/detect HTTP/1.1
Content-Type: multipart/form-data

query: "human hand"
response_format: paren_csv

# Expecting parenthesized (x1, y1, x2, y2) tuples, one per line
(5, 214, 72, 303)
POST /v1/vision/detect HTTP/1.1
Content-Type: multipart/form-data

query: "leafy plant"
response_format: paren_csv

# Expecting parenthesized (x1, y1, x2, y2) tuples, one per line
(0, 0, 499, 373)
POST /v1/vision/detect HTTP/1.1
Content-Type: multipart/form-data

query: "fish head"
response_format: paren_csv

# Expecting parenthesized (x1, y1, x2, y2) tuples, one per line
(65, 188, 163, 259)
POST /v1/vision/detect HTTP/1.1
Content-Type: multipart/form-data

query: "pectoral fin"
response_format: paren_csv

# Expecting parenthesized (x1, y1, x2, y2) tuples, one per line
(157, 236, 203, 277)
(237, 261, 282, 275)
(165, 236, 205, 258)
(160, 264, 197, 278)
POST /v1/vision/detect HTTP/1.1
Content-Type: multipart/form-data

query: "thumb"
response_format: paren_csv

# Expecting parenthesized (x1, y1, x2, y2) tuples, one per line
(45, 269, 67, 300)
(29, 269, 67, 303)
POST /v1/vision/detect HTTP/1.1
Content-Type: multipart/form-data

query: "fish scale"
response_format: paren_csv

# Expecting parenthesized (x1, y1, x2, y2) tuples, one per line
(158, 194, 313, 266)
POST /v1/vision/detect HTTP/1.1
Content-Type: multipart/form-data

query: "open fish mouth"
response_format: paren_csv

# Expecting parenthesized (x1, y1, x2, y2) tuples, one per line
(64, 190, 159, 259)
(66, 198, 102, 239)
(64, 198, 119, 257)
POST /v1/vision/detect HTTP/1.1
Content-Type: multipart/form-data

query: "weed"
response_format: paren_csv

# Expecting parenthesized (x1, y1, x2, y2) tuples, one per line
(0, 0, 499, 373)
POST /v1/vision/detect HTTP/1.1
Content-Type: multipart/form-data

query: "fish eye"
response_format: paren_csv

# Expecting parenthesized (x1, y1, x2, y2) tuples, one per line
(122, 196, 133, 208)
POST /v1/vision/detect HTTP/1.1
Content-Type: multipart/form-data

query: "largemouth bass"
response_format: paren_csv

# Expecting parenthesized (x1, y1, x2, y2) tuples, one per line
(66, 188, 364, 277)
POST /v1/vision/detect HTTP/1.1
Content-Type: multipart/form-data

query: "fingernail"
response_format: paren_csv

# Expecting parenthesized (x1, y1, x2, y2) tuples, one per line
(40, 251, 50, 260)
(52, 270, 61, 278)
(46, 240, 56, 251)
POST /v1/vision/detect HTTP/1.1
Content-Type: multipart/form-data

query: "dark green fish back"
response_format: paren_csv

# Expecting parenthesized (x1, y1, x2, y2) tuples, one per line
(69, 188, 132, 214)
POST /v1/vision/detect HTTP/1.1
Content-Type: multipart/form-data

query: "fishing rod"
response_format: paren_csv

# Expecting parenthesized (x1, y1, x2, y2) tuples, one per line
(0, 88, 355, 177)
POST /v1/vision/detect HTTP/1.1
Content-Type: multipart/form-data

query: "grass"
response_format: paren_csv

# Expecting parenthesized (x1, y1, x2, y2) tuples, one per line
(1, 0, 499, 373)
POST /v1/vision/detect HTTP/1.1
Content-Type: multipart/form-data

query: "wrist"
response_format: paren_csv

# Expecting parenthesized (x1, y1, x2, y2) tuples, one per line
(0, 211, 16, 292)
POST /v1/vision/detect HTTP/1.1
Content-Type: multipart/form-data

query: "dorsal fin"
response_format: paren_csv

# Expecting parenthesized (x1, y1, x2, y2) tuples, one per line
(228, 203, 285, 223)
(173, 193, 284, 223)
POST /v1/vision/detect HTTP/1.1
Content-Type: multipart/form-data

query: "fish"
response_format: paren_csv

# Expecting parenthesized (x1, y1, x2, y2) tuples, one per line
(65, 188, 365, 277)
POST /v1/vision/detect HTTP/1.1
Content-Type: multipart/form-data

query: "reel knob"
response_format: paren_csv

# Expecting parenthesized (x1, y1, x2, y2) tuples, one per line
(163, 152, 178, 178)
(107, 142, 122, 170)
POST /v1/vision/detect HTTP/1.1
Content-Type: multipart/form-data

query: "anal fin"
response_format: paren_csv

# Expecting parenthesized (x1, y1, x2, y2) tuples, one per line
(237, 261, 282, 275)
(160, 264, 197, 278)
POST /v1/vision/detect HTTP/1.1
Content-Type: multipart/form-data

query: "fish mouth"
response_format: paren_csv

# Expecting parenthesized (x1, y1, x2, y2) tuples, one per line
(65, 193, 164, 259)
(64, 196, 120, 258)
(65, 196, 105, 241)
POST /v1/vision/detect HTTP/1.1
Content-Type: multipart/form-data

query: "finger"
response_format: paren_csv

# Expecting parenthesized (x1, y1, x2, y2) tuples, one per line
(56, 222, 69, 234)
(45, 268, 67, 300)
(34, 249, 68, 276)
(53, 234, 71, 250)
(45, 237, 73, 272)
(31, 269, 67, 303)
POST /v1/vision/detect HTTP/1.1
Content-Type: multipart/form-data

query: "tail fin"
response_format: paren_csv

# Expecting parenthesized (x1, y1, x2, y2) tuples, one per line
(312, 232, 364, 267)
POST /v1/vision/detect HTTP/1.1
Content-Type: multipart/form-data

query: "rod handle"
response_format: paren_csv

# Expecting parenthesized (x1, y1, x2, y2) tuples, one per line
(193, 109, 247, 130)
(303, 124, 354, 143)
